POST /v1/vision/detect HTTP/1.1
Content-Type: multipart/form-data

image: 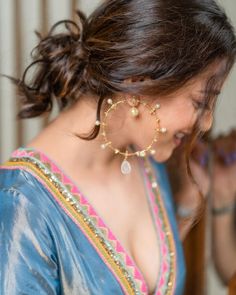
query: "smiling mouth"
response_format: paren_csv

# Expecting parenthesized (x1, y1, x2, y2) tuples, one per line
(174, 132, 187, 146)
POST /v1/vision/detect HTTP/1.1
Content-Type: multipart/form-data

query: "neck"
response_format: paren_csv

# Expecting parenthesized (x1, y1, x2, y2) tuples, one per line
(27, 95, 135, 174)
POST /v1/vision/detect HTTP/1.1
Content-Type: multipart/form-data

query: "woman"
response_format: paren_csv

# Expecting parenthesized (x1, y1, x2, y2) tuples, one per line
(0, 0, 235, 294)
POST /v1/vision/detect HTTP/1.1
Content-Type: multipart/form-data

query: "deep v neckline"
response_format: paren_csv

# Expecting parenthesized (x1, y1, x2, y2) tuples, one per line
(9, 147, 177, 295)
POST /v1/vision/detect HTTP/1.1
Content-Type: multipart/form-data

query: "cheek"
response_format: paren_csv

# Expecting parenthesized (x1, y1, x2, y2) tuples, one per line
(164, 109, 196, 133)
(159, 99, 196, 128)
(135, 114, 168, 150)
(141, 113, 160, 138)
(152, 142, 175, 162)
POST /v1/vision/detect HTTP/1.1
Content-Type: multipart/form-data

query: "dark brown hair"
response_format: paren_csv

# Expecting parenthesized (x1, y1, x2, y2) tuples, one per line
(16, 0, 236, 123)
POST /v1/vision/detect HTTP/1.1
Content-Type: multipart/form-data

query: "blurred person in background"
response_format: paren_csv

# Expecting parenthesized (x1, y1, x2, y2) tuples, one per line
(211, 130, 236, 284)
(167, 130, 236, 287)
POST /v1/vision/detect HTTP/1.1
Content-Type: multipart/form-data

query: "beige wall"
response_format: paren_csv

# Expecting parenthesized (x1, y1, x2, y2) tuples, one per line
(0, 0, 101, 162)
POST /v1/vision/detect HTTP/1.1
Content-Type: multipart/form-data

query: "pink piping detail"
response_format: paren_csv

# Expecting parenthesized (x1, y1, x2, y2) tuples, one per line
(142, 164, 177, 295)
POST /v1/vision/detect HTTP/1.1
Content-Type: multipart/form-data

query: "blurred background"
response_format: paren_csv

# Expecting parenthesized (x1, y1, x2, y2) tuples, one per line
(0, 0, 235, 294)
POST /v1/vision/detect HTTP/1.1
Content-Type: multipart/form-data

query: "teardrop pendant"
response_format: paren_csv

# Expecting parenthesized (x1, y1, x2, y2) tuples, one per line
(121, 159, 132, 175)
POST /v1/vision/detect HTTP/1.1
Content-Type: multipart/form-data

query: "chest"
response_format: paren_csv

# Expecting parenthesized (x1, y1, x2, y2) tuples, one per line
(76, 176, 161, 294)
(46, 158, 178, 294)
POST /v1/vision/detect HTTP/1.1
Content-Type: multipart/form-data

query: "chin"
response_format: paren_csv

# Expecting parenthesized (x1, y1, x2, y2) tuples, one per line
(152, 148, 174, 163)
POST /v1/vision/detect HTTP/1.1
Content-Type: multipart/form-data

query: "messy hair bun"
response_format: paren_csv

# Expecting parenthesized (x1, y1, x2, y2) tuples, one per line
(17, 11, 89, 117)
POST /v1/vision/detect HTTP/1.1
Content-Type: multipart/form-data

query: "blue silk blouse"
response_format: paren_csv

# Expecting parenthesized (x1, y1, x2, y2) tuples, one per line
(0, 147, 185, 295)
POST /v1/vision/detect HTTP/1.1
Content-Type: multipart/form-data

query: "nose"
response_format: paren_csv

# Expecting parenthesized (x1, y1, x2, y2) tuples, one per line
(198, 112, 213, 132)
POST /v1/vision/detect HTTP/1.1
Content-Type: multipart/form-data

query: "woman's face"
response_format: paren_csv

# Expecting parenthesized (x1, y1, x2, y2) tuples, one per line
(133, 64, 226, 162)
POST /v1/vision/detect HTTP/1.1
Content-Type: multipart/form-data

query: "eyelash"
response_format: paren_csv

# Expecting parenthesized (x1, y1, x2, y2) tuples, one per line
(193, 100, 210, 111)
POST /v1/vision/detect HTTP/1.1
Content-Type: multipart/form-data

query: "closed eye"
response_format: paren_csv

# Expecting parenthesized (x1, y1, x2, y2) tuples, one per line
(192, 99, 211, 111)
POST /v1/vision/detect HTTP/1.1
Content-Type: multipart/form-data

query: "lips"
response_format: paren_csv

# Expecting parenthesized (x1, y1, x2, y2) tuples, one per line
(174, 132, 187, 146)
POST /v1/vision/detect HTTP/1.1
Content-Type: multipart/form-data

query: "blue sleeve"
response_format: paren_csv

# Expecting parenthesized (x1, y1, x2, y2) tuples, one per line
(0, 188, 60, 295)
